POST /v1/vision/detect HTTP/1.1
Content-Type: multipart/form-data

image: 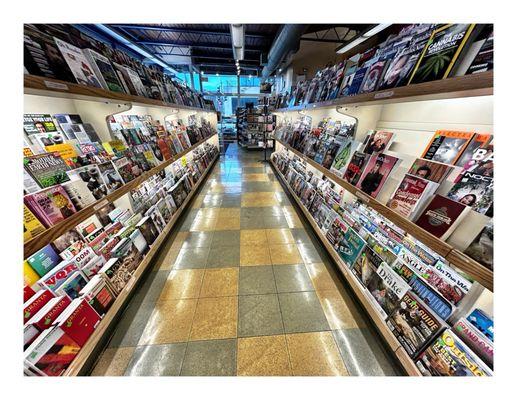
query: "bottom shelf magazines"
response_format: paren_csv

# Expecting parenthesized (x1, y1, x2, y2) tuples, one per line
(416, 329, 492, 376)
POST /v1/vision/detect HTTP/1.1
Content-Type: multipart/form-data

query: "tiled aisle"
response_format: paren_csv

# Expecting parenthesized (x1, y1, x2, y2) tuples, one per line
(90, 144, 401, 376)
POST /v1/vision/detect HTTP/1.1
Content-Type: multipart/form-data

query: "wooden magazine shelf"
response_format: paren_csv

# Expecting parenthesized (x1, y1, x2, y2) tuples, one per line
(271, 161, 421, 376)
(24, 75, 215, 112)
(275, 139, 493, 292)
(23, 133, 218, 259)
(273, 71, 493, 111)
(64, 154, 218, 376)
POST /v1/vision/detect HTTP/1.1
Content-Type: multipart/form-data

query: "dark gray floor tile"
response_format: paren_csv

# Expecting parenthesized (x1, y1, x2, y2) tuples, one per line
(238, 294, 284, 337)
(180, 339, 236, 376)
(124, 343, 187, 376)
(182, 231, 213, 248)
(221, 195, 242, 207)
(201, 194, 224, 207)
(239, 266, 276, 295)
(290, 228, 313, 244)
(297, 243, 323, 263)
(263, 215, 289, 229)
(332, 329, 402, 376)
(211, 230, 240, 247)
(206, 245, 240, 268)
(242, 182, 275, 192)
(273, 264, 314, 293)
(178, 214, 196, 232)
(240, 207, 264, 218)
(262, 205, 285, 217)
(240, 215, 266, 229)
(173, 247, 210, 269)
(107, 301, 155, 348)
(131, 270, 169, 304)
(278, 292, 330, 334)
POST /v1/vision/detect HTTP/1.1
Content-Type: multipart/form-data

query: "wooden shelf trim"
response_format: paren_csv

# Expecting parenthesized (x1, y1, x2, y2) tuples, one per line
(273, 71, 493, 112)
(64, 154, 219, 376)
(24, 133, 219, 258)
(275, 140, 493, 292)
(24, 75, 215, 112)
(271, 161, 421, 376)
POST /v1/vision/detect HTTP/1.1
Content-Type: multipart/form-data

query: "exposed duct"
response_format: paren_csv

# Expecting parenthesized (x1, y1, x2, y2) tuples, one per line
(261, 24, 307, 79)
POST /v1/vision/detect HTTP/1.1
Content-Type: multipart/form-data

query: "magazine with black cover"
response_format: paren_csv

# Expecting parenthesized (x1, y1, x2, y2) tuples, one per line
(464, 220, 493, 270)
(83, 49, 125, 93)
(467, 31, 493, 75)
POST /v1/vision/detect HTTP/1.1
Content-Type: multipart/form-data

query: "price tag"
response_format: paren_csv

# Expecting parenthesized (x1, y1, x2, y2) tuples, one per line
(93, 199, 109, 210)
(181, 156, 187, 167)
(355, 191, 370, 203)
(44, 80, 69, 90)
(374, 91, 394, 99)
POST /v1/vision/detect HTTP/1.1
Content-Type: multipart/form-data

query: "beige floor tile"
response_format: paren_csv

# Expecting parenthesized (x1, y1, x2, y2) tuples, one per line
(266, 228, 295, 244)
(195, 207, 220, 219)
(191, 197, 203, 209)
(90, 347, 135, 376)
(240, 244, 272, 266)
(170, 232, 189, 249)
(269, 244, 303, 265)
(157, 246, 181, 270)
(199, 268, 239, 297)
(214, 217, 241, 231)
(241, 229, 268, 245)
(286, 332, 348, 376)
(138, 299, 197, 345)
(284, 214, 304, 228)
(237, 335, 292, 376)
(242, 173, 269, 182)
(241, 193, 279, 207)
(159, 269, 205, 300)
(305, 263, 340, 291)
(217, 208, 241, 219)
(190, 217, 217, 232)
(316, 289, 366, 330)
(190, 296, 238, 340)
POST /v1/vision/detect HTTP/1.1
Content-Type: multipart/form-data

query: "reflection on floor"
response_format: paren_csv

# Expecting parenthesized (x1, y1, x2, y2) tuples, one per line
(90, 143, 402, 376)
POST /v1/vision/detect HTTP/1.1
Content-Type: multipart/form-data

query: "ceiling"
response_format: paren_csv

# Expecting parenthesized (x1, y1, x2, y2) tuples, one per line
(104, 24, 370, 76)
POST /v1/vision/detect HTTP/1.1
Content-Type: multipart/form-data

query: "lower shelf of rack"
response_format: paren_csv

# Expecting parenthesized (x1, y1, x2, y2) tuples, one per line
(63, 155, 219, 376)
(271, 160, 421, 377)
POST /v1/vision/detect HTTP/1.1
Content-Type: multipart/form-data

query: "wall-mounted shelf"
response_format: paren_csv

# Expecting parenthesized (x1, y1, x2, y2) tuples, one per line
(64, 155, 218, 376)
(273, 71, 493, 111)
(24, 75, 215, 112)
(275, 139, 493, 291)
(271, 160, 422, 376)
(23, 133, 218, 259)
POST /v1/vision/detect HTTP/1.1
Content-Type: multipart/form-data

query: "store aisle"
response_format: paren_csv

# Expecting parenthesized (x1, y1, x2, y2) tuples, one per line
(90, 143, 401, 376)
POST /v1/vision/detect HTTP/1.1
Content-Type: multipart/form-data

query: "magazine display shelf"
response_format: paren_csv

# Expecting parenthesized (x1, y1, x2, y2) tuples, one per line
(273, 71, 493, 111)
(23, 133, 219, 259)
(271, 160, 421, 376)
(24, 75, 214, 112)
(274, 139, 493, 292)
(64, 154, 218, 376)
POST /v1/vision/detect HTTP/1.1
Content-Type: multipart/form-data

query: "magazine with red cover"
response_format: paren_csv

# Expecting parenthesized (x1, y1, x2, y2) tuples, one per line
(414, 194, 470, 240)
(24, 186, 77, 227)
(453, 317, 493, 368)
(363, 130, 394, 155)
(356, 153, 400, 198)
(408, 158, 453, 184)
(387, 174, 439, 220)
(23, 289, 55, 323)
(55, 298, 101, 346)
(421, 130, 476, 165)
(344, 151, 370, 186)
(27, 296, 71, 331)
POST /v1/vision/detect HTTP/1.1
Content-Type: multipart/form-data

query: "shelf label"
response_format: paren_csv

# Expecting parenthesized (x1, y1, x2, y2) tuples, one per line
(355, 191, 370, 203)
(44, 80, 69, 91)
(374, 91, 394, 99)
(93, 199, 109, 210)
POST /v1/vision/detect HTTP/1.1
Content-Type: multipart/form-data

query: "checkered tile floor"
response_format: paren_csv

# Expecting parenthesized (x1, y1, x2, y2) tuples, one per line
(90, 144, 401, 376)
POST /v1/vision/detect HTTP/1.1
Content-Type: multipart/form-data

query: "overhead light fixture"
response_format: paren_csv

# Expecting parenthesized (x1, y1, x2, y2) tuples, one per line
(201, 71, 204, 75)
(248, 74, 252, 78)
(234, 47, 244, 61)
(336, 24, 392, 54)
(278, 68, 282, 72)
(216, 73, 219, 76)
(231, 24, 245, 61)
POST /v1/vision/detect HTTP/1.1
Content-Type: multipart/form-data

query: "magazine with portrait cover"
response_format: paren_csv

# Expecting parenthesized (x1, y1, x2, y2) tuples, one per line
(421, 130, 476, 165)
(409, 24, 478, 84)
(387, 174, 439, 220)
(359, 60, 387, 94)
(464, 220, 493, 270)
(344, 151, 370, 186)
(356, 153, 400, 198)
(446, 170, 493, 215)
(329, 138, 361, 178)
(346, 66, 369, 96)
(320, 137, 345, 169)
(407, 158, 452, 183)
(53, 37, 102, 88)
(363, 130, 394, 155)
(416, 329, 492, 376)
(97, 161, 124, 193)
(24, 113, 58, 135)
(326, 62, 346, 100)
(338, 69, 357, 97)
(387, 291, 445, 359)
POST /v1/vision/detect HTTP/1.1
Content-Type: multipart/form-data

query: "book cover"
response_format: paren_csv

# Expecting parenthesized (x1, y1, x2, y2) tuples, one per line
(414, 194, 469, 240)
(23, 289, 55, 323)
(24, 152, 70, 188)
(359, 61, 387, 94)
(83, 48, 125, 93)
(23, 113, 58, 135)
(55, 298, 101, 347)
(55, 270, 89, 300)
(23, 204, 46, 242)
(408, 158, 452, 183)
(387, 174, 438, 219)
(27, 244, 61, 277)
(453, 318, 493, 368)
(416, 329, 492, 376)
(53, 37, 103, 88)
(344, 151, 370, 186)
(24, 326, 81, 376)
(464, 220, 493, 270)
(79, 275, 115, 317)
(27, 296, 71, 332)
(24, 186, 77, 227)
(386, 291, 444, 359)
(467, 308, 493, 341)
(357, 153, 400, 198)
(409, 24, 477, 84)
(421, 130, 475, 165)
(98, 161, 124, 193)
(37, 259, 80, 293)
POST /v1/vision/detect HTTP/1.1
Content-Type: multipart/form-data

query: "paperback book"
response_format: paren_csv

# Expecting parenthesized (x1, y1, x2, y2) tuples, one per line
(79, 275, 115, 317)
(54, 298, 101, 346)
(27, 244, 61, 277)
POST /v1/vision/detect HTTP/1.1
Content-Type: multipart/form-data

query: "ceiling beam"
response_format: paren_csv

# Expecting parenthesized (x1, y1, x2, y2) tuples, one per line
(154, 53, 259, 62)
(138, 40, 264, 52)
(109, 24, 268, 39)
(300, 37, 349, 43)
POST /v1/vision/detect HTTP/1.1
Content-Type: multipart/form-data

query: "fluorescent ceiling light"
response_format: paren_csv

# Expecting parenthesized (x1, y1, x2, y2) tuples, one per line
(234, 47, 244, 61)
(336, 24, 392, 54)
(231, 24, 244, 48)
